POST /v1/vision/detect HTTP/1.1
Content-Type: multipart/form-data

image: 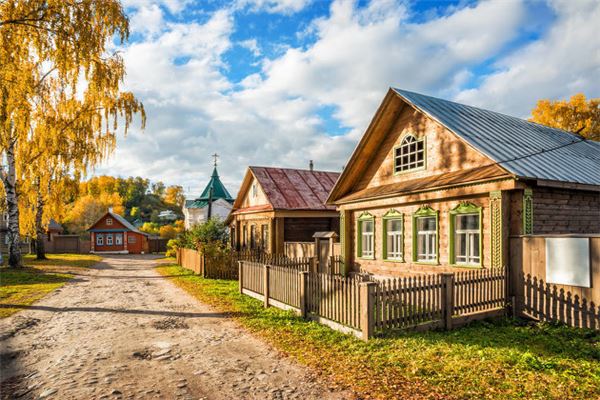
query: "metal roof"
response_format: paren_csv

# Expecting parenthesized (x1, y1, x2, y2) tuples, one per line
(393, 88, 600, 186)
(250, 167, 340, 211)
(186, 166, 234, 209)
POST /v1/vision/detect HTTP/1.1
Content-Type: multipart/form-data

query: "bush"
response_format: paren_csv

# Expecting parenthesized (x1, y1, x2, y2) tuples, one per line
(165, 238, 179, 257)
(180, 218, 229, 250)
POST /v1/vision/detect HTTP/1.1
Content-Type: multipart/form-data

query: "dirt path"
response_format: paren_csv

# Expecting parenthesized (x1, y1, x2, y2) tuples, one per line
(0, 255, 352, 400)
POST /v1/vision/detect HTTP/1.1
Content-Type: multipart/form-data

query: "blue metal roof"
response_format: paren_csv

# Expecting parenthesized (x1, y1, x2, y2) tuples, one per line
(393, 88, 600, 186)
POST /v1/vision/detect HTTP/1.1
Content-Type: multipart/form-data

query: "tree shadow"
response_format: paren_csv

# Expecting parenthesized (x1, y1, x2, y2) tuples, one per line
(0, 304, 247, 319)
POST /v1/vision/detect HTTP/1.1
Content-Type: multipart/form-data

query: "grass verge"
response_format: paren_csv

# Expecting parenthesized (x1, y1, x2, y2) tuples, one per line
(0, 253, 101, 318)
(157, 264, 600, 400)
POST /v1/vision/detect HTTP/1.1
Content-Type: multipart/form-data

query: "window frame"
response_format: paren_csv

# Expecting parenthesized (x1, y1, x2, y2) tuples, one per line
(382, 210, 404, 262)
(128, 235, 136, 244)
(412, 206, 439, 265)
(115, 233, 123, 245)
(261, 224, 269, 252)
(96, 233, 104, 246)
(393, 134, 426, 175)
(250, 225, 256, 249)
(449, 202, 483, 268)
(106, 233, 113, 246)
(106, 218, 113, 225)
(357, 212, 375, 259)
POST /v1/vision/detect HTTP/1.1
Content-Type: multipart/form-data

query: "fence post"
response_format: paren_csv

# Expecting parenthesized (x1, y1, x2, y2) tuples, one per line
(202, 252, 207, 278)
(299, 271, 308, 318)
(238, 261, 244, 294)
(360, 281, 377, 341)
(441, 273, 454, 330)
(263, 264, 270, 308)
(309, 257, 318, 274)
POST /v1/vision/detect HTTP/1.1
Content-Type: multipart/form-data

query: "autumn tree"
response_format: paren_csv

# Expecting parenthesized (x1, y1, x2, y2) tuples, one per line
(63, 193, 125, 235)
(164, 185, 185, 208)
(530, 94, 600, 141)
(0, 1, 145, 266)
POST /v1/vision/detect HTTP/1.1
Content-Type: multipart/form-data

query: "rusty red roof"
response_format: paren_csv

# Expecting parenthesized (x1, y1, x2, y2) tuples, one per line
(251, 167, 340, 211)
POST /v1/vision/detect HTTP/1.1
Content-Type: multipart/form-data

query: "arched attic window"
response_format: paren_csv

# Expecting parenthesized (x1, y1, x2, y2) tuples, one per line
(394, 134, 425, 173)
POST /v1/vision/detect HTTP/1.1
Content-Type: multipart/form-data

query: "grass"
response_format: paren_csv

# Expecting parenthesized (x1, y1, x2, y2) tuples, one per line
(157, 263, 600, 400)
(0, 253, 101, 318)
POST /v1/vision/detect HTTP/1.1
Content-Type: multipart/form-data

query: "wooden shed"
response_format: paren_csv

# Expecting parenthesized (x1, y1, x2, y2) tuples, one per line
(227, 165, 341, 254)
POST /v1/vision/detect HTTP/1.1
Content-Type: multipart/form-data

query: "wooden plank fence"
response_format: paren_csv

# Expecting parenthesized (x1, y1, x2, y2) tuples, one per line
(238, 261, 510, 340)
(454, 268, 506, 315)
(373, 274, 444, 332)
(523, 274, 600, 329)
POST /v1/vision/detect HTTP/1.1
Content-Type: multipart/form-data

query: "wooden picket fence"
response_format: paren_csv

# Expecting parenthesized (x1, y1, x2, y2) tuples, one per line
(239, 261, 509, 340)
(176, 248, 313, 280)
(522, 274, 600, 329)
(306, 273, 362, 331)
(454, 268, 506, 315)
(373, 274, 444, 332)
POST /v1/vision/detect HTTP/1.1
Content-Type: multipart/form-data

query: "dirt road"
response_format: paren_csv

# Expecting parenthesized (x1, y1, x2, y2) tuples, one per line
(0, 255, 352, 400)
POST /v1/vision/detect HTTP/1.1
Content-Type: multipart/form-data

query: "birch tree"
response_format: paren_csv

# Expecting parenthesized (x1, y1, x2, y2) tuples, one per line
(0, 0, 145, 266)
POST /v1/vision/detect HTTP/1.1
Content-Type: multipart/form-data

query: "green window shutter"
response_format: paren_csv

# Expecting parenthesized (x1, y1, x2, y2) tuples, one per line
(382, 209, 403, 261)
(448, 202, 483, 267)
(412, 205, 439, 264)
(357, 212, 374, 259)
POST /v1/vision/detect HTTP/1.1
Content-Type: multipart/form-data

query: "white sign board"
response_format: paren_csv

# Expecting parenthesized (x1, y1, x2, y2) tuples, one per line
(545, 238, 590, 288)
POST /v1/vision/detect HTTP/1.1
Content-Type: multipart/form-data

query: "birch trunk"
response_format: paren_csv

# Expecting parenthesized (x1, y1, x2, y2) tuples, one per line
(35, 183, 47, 260)
(3, 140, 22, 267)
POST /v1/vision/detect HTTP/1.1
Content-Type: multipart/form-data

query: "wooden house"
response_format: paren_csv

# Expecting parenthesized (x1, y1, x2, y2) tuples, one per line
(227, 165, 340, 254)
(327, 88, 600, 277)
(88, 210, 149, 254)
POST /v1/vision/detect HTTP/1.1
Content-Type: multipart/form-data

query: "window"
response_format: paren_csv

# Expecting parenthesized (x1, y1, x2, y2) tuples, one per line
(96, 234, 104, 246)
(357, 213, 375, 258)
(242, 226, 247, 247)
(252, 184, 257, 198)
(250, 225, 256, 249)
(115, 234, 123, 245)
(383, 211, 403, 261)
(450, 203, 482, 266)
(106, 218, 113, 225)
(412, 206, 438, 263)
(106, 234, 113, 246)
(394, 135, 425, 173)
(128, 235, 136, 244)
(261, 224, 269, 251)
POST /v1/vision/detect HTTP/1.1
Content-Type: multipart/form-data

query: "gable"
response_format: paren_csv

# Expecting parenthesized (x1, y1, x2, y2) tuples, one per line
(352, 103, 498, 193)
(329, 89, 510, 203)
(235, 172, 271, 210)
(88, 213, 128, 231)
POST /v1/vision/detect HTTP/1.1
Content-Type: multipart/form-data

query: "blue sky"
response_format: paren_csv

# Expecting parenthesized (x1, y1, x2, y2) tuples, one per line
(98, 0, 600, 196)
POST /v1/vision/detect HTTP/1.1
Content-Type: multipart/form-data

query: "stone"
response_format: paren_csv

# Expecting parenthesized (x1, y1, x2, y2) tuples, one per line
(38, 388, 58, 398)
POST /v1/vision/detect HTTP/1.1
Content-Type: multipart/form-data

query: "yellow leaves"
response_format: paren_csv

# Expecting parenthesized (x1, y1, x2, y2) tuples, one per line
(530, 94, 600, 141)
(63, 192, 124, 234)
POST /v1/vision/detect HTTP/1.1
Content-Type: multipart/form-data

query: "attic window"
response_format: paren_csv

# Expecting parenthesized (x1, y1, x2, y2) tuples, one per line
(252, 184, 257, 198)
(394, 134, 425, 173)
(106, 218, 113, 225)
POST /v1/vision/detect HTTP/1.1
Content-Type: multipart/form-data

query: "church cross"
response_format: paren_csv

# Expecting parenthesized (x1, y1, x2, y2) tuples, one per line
(212, 153, 219, 167)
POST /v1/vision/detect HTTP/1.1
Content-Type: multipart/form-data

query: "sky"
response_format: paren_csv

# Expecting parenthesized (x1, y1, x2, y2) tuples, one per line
(96, 0, 600, 197)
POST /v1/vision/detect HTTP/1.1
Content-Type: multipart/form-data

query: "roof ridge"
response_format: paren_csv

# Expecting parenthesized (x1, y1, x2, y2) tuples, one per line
(250, 165, 341, 175)
(393, 88, 583, 139)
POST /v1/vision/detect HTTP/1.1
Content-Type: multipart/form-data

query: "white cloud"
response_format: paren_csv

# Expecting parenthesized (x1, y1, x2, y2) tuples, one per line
(236, 0, 312, 15)
(239, 39, 261, 57)
(97, 0, 596, 199)
(455, 0, 600, 117)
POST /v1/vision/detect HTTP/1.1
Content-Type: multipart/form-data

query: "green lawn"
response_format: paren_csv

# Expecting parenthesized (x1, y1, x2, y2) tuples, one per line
(0, 253, 101, 318)
(157, 264, 600, 400)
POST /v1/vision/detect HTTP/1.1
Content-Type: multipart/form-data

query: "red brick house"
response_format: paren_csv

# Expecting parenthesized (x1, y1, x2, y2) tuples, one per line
(88, 211, 149, 254)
